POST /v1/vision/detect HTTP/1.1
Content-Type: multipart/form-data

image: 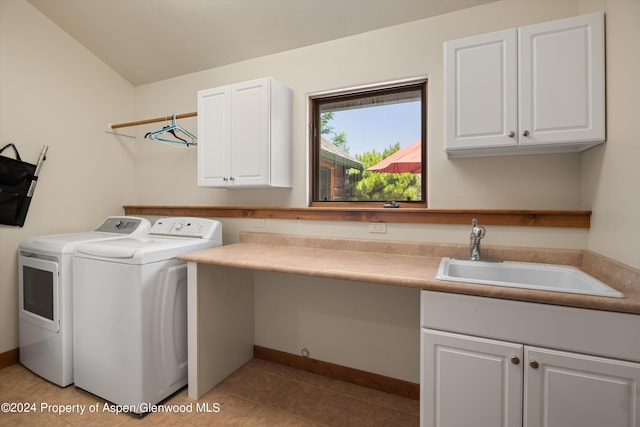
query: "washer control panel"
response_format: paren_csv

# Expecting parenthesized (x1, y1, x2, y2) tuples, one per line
(149, 217, 222, 240)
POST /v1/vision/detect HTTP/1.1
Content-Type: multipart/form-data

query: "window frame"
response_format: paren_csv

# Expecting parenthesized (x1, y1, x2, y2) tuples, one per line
(309, 78, 428, 208)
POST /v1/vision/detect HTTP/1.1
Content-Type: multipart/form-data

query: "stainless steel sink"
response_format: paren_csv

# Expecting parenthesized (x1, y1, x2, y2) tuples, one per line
(436, 257, 624, 298)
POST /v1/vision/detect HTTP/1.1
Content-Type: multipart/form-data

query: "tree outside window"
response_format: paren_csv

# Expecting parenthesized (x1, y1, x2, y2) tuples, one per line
(311, 80, 427, 206)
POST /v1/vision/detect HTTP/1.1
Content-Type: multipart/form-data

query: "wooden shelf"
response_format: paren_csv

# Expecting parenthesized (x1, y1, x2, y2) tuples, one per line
(123, 205, 590, 228)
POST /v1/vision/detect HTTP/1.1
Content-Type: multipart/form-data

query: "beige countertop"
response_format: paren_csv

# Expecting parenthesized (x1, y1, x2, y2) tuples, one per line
(179, 232, 640, 315)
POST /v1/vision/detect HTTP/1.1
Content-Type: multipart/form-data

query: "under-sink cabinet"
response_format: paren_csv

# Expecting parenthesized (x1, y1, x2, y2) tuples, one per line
(421, 291, 640, 427)
(197, 77, 292, 188)
(444, 12, 605, 157)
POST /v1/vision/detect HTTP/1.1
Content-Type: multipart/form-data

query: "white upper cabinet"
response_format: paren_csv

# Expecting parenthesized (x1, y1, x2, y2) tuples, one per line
(197, 77, 292, 188)
(445, 29, 518, 152)
(445, 13, 605, 157)
(198, 85, 231, 187)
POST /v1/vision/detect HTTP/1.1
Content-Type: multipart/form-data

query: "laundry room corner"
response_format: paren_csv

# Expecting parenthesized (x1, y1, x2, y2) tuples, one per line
(0, 0, 138, 357)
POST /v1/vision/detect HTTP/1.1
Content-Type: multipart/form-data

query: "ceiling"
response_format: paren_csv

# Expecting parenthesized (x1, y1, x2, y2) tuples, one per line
(27, 0, 495, 86)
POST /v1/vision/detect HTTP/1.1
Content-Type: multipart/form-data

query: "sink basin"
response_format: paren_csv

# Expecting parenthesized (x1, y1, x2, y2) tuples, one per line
(436, 258, 624, 298)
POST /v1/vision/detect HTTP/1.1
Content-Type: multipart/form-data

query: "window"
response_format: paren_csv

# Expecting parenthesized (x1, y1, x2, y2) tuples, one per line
(310, 79, 427, 207)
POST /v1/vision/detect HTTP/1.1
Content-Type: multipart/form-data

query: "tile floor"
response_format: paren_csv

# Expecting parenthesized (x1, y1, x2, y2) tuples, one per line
(0, 358, 419, 426)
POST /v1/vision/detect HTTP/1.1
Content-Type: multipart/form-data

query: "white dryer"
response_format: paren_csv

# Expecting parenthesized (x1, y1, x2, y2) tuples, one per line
(72, 217, 222, 413)
(18, 216, 151, 387)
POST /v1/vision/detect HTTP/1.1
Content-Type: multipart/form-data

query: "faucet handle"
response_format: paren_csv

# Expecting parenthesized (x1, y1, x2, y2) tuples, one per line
(471, 218, 486, 238)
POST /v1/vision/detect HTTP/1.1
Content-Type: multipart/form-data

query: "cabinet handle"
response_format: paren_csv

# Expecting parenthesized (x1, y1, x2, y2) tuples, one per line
(507, 131, 516, 138)
(229, 176, 235, 181)
(529, 360, 539, 369)
(522, 130, 530, 137)
(510, 356, 520, 365)
(223, 177, 229, 181)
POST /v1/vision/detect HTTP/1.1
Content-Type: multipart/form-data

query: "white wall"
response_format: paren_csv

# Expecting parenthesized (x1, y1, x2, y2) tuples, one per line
(581, 0, 640, 269)
(0, 1, 136, 353)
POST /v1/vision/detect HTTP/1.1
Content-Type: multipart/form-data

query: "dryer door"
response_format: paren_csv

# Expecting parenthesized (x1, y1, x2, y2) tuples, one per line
(19, 253, 59, 332)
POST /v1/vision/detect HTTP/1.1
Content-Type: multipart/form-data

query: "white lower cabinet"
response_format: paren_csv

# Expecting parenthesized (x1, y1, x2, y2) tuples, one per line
(422, 329, 523, 427)
(525, 346, 640, 427)
(421, 291, 640, 427)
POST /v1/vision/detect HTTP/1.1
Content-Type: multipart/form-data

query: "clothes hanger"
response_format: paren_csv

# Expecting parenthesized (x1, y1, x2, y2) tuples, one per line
(144, 114, 197, 146)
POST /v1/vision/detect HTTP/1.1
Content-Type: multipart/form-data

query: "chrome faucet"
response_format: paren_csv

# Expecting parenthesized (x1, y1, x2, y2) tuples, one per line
(470, 218, 486, 261)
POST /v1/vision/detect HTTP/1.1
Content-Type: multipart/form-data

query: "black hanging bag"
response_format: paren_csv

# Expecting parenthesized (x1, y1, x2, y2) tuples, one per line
(0, 143, 37, 226)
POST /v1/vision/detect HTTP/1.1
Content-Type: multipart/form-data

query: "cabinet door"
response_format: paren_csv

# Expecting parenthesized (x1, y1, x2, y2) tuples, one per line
(230, 78, 270, 187)
(518, 13, 605, 146)
(197, 85, 231, 187)
(525, 346, 640, 427)
(445, 29, 518, 151)
(422, 329, 523, 427)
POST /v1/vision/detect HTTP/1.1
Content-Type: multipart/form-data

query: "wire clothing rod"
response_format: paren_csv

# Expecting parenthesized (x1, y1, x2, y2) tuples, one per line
(110, 111, 197, 129)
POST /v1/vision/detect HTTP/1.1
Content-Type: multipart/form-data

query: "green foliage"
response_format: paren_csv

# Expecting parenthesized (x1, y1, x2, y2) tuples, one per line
(320, 112, 334, 136)
(320, 112, 349, 152)
(320, 112, 421, 202)
(353, 142, 421, 202)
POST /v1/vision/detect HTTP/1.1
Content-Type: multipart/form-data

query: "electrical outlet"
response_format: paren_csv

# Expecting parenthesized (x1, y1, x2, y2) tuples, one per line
(368, 222, 386, 234)
(251, 218, 265, 228)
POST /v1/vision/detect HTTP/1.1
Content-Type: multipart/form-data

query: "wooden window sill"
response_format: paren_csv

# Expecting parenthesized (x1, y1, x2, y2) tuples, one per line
(123, 205, 590, 228)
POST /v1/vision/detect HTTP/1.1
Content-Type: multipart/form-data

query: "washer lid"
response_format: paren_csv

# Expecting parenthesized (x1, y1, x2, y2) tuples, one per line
(73, 236, 221, 264)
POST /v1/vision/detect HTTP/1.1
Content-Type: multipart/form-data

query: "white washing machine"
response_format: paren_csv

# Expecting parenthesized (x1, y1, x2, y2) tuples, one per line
(18, 216, 151, 387)
(72, 217, 222, 413)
